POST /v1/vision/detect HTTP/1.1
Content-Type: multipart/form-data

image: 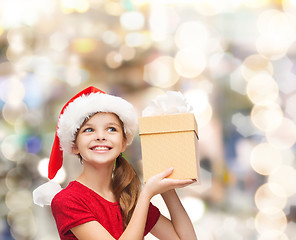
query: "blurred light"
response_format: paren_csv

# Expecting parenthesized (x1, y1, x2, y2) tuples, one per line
(256, 35, 288, 60)
(105, 51, 123, 69)
(174, 49, 206, 78)
(184, 89, 212, 128)
(255, 183, 287, 214)
(153, 36, 175, 52)
(283, 0, 296, 15)
(23, 73, 46, 109)
(50, 32, 69, 52)
(149, 4, 179, 42)
(0, 25, 4, 36)
(104, 1, 124, 16)
(38, 158, 50, 179)
(0, 134, 22, 161)
(7, 31, 25, 54)
(25, 136, 42, 154)
(0, 0, 38, 28)
(61, 0, 90, 13)
(246, 73, 279, 106)
(7, 209, 37, 239)
(277, 69, 296, 95)
(143, 56, 179, 88)
(193, 0, 224, 16)
(102, 30, 121, 47)
(250, 103, 283, 132)
(38, 158, 66, 183)
(64, 55, 89, 87)
(125, 32, 150, 48)
(208, 53, 238, 79)
(29, 56, 54, 81)
(268, 165, 296, 197)
(230, 68, 246, 95)
(286, 93, 296, 120)
(119, 45, 136, 61)
(193, 0, 243, 15)
(240, 54, 273, 82)
(2, 102, 28, 125)
(120, 11, 145, 31)
(71, 38, 97, 53)
(214, 217, 243, 240)
(243, 0, 269, 8)
(280, 148, 295, 165)
(255, 210, 287, 234)
(5, 167, 33, 190)
(257, 10, 296, 47)
(196, 78, 214, 94)
(182, 197, 205, 222)
(131, 0, 150, 5)
(0, 77, 25, 106)
(285, 222, 296, 240)
(266, 117, 296, 149)
(175, 21, 208, 50)
(255, 9, 296, 60)
(0, 122, 9, 140)
(5, 189, 32, 211)
(148, 4, 167, 42)
(232, 113, 256, 137)
(14, 55, 32, 73)
(250, 143, 282, 175)
(258, 231, 289, 240)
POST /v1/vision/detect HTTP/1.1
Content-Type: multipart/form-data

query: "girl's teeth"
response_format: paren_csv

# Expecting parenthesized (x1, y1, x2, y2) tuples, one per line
(94, 147, 109, 150)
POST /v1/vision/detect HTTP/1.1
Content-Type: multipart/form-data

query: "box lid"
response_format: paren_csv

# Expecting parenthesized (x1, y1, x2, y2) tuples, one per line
(139, 113, 198, 137)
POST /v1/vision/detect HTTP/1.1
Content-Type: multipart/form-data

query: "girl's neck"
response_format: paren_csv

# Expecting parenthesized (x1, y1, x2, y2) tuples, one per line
(76, 163, 115, 202)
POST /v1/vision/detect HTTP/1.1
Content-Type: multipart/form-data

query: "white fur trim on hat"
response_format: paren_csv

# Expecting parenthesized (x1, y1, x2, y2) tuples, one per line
(57, 92, 138, 154)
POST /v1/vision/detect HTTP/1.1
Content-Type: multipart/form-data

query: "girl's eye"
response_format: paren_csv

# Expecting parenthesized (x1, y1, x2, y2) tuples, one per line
(107, 127, 117, 132)
(83, 128, 94, 133)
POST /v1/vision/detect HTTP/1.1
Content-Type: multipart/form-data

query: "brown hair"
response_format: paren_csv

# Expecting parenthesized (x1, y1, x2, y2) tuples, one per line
(112, 154, 141, 228)
(111, 114, 141, 228)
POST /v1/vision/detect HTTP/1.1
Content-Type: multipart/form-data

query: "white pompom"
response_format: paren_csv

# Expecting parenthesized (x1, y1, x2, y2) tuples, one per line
(33, 181, 63, 207)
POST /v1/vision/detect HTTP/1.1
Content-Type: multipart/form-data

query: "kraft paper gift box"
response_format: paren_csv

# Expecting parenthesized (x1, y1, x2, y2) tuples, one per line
(139, 112, 200, 182)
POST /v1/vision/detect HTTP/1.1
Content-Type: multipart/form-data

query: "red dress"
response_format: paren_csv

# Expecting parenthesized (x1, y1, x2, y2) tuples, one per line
(51, 181, 160, 239)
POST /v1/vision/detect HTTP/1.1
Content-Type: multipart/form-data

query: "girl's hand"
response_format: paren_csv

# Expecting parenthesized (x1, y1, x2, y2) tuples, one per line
(142, 167, 196, 199)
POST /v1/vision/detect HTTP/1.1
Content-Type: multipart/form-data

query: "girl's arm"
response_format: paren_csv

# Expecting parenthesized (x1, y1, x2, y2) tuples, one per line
(150, 189, 198, 240)
(71, 167, 195, 240)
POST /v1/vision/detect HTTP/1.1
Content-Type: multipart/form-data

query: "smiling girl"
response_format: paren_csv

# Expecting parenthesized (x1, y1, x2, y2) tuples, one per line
(35, 86, 198, 240)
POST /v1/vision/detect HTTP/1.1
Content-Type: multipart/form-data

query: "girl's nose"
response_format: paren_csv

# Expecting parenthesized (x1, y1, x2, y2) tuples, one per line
(96, 137, 106, 141)
(96, 131, 106, 141)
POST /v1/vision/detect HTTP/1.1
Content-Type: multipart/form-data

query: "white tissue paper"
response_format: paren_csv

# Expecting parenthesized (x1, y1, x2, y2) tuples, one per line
(33, 181, 62, 207)
(142, 91, 193, 117)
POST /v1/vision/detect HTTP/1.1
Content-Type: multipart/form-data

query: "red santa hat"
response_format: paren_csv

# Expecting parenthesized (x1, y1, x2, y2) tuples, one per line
(48, 86, 138, 180)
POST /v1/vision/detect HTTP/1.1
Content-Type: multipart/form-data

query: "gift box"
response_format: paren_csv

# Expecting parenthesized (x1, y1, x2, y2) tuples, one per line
(139, 112, 199, 182)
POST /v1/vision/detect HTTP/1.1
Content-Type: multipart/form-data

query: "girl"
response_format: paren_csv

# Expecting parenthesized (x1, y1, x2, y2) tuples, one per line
(38, 86, 197, 240)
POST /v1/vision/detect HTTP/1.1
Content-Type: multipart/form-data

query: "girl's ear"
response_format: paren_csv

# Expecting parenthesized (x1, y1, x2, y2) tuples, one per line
(72, 144, 80, 154)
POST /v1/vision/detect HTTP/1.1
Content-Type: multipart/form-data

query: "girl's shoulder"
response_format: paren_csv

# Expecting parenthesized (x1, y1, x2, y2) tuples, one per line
(51, 181, 81, 204)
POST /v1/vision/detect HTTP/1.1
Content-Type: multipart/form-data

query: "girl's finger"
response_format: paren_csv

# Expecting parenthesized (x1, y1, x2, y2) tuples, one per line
(155, 167, 174, 179)
(162, 178, 195, 188)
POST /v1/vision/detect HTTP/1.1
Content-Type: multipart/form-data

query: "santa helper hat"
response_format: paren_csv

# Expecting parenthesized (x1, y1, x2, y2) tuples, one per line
(33, 86, 138, 207)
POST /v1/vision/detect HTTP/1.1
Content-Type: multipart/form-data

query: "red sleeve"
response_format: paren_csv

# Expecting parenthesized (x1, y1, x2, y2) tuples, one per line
(51, 191, 97, 238)
(144, 202, 160, 236)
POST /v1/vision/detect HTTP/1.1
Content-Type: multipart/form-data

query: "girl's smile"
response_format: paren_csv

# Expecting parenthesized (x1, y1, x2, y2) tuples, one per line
(90, 145, 112, 152)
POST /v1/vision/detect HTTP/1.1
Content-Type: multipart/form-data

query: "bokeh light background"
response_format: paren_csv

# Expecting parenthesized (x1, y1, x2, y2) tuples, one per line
(0, 0, 296, 239)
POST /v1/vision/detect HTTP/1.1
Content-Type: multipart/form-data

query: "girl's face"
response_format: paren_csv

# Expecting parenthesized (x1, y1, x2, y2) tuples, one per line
(72, 112, 127, 166)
